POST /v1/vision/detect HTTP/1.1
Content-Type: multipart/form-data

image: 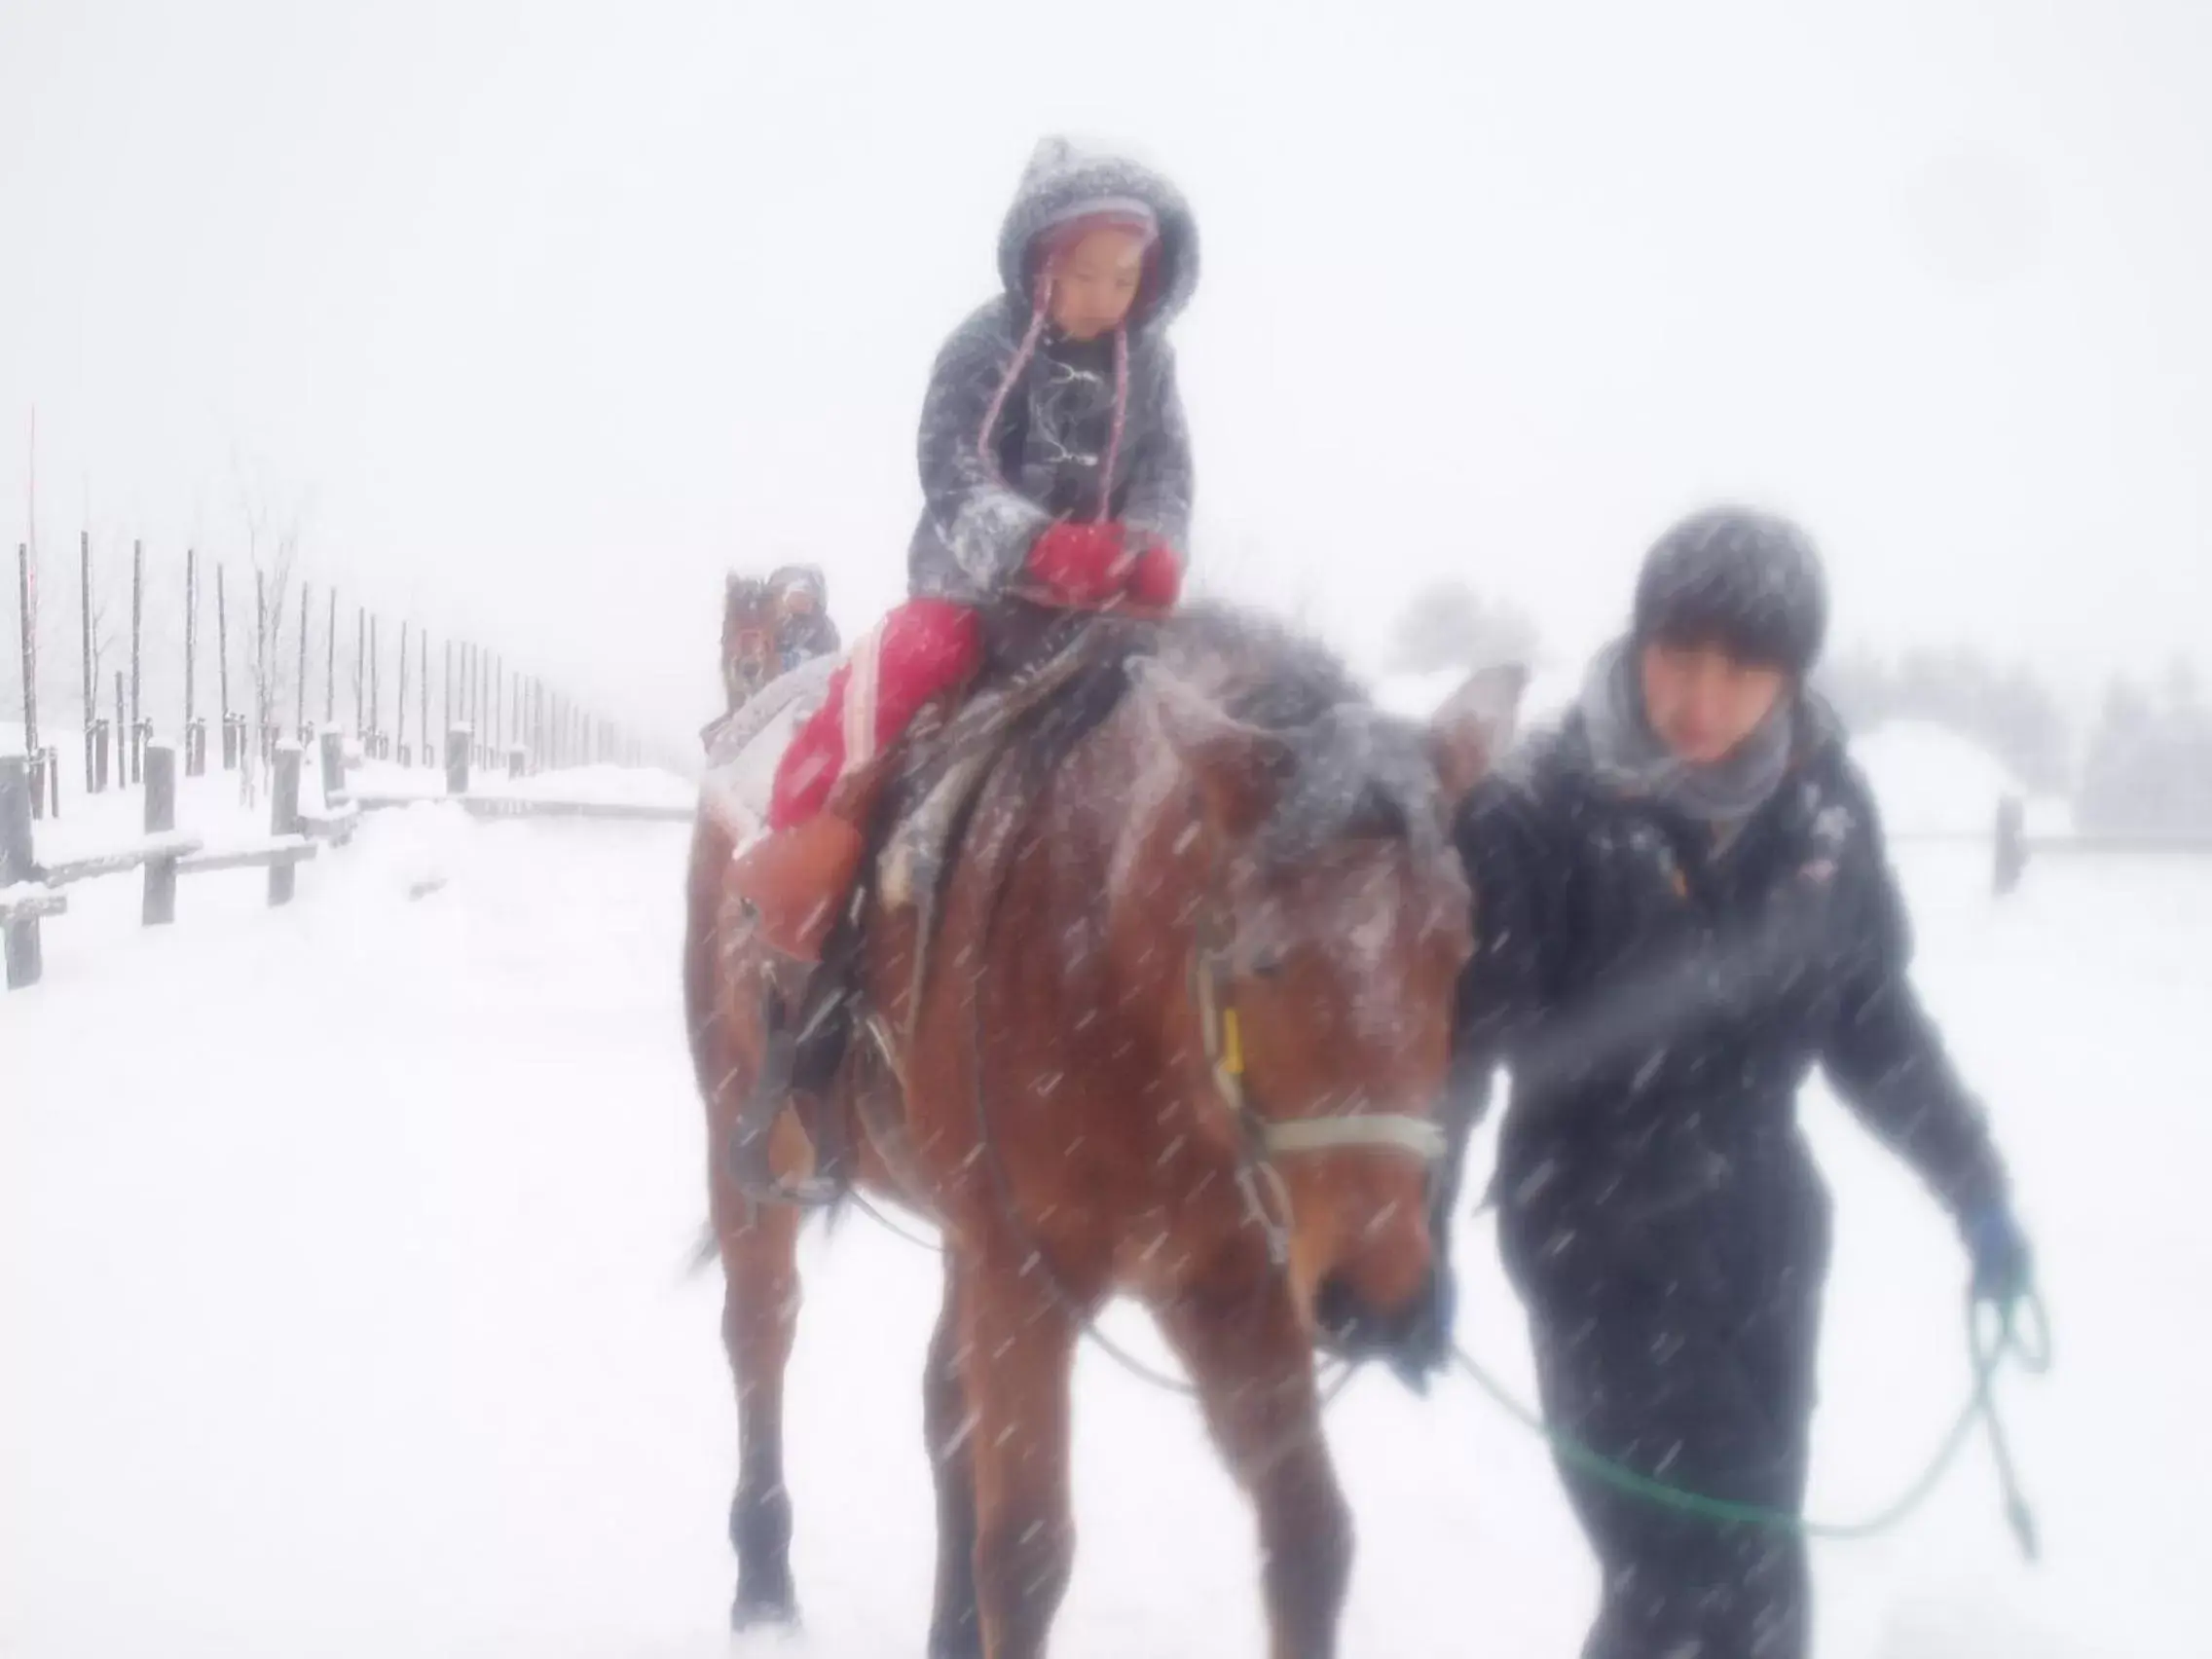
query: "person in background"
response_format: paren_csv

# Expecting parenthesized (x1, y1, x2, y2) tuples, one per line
(723, 136, 1198, 1198)
(1444, 506, 2038, 1658)
(765, 564, 840, 673)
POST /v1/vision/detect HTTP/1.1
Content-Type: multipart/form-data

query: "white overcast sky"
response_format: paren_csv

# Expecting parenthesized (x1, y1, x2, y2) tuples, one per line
(2, 0, 2206, 738)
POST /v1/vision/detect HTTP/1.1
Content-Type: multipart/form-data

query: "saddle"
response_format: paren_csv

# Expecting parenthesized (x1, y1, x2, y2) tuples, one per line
(718, 605, 1154, 1200)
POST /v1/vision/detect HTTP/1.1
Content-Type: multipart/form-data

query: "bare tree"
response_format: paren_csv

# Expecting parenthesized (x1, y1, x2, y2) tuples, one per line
(1387, 577, 1542, 675)
(231, 461, 314, 800)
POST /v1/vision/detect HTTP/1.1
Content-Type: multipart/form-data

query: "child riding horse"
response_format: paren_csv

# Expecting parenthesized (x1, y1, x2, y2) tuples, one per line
(726, 136, 1198, 1197)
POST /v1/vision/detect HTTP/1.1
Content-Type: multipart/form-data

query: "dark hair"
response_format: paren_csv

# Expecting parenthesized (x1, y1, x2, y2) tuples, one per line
(1633, 506, 1828, 676)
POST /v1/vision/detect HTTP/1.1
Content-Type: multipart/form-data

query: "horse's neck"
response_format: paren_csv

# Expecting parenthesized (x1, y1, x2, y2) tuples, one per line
(1091, 711, 1210, 1013)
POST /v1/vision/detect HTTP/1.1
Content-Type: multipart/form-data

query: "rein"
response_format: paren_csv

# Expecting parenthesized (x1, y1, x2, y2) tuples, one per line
(834, 621, 1450, 1430)
(935, 723, 1449, 1401)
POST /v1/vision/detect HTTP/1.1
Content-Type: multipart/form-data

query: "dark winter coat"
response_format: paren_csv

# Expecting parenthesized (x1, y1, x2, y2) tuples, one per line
(1451, 701, 2009, 1261)
(776, 612, 841, 674)
(906, 145, 1198, 605)
(1445, 697, 2010, 1657)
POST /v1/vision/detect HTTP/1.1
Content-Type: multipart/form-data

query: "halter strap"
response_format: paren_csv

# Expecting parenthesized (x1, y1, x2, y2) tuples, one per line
(1192, 915, 1448, 1170)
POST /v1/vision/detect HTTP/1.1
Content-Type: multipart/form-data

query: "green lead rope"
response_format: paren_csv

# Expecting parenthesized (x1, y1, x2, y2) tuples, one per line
(1451, 1290, 2050, 1558)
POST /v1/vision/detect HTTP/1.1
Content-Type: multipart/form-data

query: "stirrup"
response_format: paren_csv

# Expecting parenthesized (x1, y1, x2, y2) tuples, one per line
(727, 1113, 839, 1207)
(726, 1022, 840, 1208)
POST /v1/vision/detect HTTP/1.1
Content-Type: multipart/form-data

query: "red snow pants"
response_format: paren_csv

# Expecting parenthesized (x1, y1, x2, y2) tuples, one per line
(767, 598, 983, 830)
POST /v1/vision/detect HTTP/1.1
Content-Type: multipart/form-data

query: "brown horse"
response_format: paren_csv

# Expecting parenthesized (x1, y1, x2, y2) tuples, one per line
(684, 606, 1522, 1658)
(720, 574, 782, 715)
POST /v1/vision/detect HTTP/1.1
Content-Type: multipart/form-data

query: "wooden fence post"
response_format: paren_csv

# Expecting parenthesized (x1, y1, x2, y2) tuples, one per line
(446, 725, 471, 796)
(2, 756, 44, 988)
(1994, 795, 2028, 898)
(319, 729, 348, 805)
(269, 746, 303, 907)
(142, 744, 178, 925)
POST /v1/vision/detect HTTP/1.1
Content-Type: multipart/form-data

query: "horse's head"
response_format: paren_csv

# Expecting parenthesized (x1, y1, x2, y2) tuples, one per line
(1134, 657, 1525, 1368)
(721, 575, 780, 704)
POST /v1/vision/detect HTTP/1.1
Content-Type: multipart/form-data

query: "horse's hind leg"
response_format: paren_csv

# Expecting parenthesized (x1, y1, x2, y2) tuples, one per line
(1161, 1290, 1352, 1659)
(924, 1258, 982, 1659)
(715, 1179, 805, 1629)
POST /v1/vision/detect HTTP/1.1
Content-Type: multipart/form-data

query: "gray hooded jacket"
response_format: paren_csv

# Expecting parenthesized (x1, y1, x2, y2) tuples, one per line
(907, 140, 1199, 604)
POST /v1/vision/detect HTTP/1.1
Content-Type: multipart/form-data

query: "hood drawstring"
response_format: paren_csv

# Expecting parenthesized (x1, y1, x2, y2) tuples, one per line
(976, 270, 1131, 527)
(1096, 324, 1130, 525)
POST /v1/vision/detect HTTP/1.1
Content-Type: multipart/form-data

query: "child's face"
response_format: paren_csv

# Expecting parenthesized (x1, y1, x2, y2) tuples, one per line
(1048, 228, 1148, 341)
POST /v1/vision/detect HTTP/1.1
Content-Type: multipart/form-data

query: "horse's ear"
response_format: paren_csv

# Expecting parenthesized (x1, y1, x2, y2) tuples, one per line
(1430, 663, 1528, 810)
(1132, 660, 1293, 838)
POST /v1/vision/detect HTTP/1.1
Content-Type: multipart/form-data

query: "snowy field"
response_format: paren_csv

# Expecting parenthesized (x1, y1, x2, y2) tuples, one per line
(3, 794, 2208, 1656)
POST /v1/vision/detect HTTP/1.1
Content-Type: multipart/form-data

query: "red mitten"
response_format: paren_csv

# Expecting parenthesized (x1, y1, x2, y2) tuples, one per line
(1125, 541, 1183, 610)
(1026, 521, 1128, 607)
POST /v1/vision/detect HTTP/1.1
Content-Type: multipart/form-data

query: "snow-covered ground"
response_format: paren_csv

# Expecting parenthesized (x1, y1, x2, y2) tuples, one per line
(26, 759, 340, 869)
(3, 790, 2205, 1656)
(15, 757, 694, 882)
(347, 757, 696, 812)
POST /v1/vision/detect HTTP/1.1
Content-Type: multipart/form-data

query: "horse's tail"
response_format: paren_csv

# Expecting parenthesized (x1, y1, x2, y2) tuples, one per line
(682, 1222, 720, 1279)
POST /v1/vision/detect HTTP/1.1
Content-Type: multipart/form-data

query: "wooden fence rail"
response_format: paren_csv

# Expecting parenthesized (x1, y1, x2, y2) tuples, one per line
(1, 742, 320, 990)
(4, 727, 685, 991)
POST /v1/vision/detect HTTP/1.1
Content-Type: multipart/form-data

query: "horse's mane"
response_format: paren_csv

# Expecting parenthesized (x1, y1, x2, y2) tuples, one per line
(988, 602, 1441, 866)
(882, 602, 1445, 1020)
(1002, 602, 1365, 776)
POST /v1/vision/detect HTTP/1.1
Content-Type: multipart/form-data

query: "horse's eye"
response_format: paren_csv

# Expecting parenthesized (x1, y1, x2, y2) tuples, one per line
(1246, 949, 1287, 980)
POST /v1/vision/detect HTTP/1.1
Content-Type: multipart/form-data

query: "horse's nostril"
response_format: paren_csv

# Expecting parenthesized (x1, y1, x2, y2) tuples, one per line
(1315, 1266, 1440, 1368)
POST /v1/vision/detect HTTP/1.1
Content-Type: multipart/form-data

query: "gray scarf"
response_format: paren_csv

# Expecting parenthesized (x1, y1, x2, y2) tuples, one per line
(1579, 640, 1796, 829)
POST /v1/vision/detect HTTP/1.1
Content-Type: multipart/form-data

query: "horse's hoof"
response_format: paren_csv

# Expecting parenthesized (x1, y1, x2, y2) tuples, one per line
(729, 1574, 800, 1645)
(731, 1588, 800, 1634)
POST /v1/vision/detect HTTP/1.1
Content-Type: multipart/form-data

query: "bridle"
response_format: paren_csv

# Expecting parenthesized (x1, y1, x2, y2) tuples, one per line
(1187, 898, 1451, 1269)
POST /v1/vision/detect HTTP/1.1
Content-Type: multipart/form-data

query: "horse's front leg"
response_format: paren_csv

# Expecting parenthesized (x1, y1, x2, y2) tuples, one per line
(925, 1258, 982, 1659)
(1161, 1283, 1352, 1659)
(956, 1251, 1081, 1659)
(713, 1179, 805, 1629)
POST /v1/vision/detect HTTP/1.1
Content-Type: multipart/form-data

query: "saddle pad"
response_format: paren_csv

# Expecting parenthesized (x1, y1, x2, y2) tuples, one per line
(699, 655, 836, 840)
